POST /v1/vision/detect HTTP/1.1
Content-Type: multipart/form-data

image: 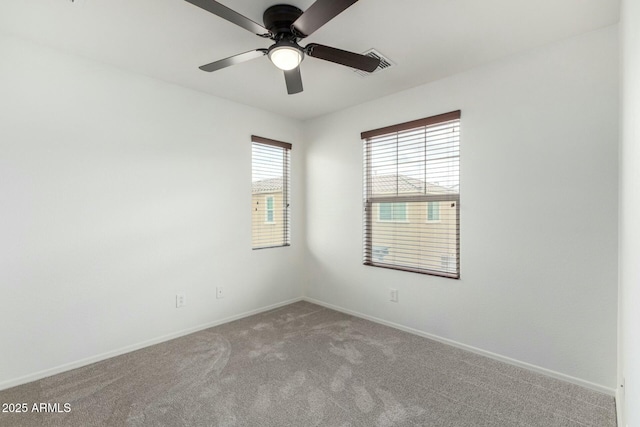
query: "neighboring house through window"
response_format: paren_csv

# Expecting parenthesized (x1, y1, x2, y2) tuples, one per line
(361, 111, 460, 278)
(251, 135, 291, 249)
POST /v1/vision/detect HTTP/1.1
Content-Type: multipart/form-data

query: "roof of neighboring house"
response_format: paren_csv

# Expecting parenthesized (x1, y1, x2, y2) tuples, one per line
(251, 174, 457, 195)
(371, 174, 457, 195)
(252, 177, 283, 194)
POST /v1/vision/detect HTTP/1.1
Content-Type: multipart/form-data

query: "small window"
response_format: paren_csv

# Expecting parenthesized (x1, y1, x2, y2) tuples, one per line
(252, 135, 291, 249)
(361, 111, 460, 278)
(427, 201, 440, 222)
(265, 196, 275, 223)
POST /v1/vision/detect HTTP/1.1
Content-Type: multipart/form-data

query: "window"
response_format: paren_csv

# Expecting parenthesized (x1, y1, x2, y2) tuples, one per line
(362, 111, 460, 278)
(251, 135, 291, 249)
(427, 201, 440, 222)
(378, 202, 407, 222)
(265, 196, 275, 223)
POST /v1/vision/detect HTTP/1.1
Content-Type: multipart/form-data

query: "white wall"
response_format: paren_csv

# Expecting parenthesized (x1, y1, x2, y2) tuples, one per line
(0, 22, 622, 397)
(0, 34, 305, 388)
(304, 26, 619, 390)
(619, 0, 640, 424)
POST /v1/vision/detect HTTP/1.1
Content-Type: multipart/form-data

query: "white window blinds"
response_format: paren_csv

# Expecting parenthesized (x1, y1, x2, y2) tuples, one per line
(251, 135, 291, 249)
(362, 111, 460, 278)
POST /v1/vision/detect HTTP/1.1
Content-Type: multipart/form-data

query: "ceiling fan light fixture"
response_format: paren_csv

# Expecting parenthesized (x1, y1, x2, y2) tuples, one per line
(268, 44, 303, 71)
(187, 0, 381, 94)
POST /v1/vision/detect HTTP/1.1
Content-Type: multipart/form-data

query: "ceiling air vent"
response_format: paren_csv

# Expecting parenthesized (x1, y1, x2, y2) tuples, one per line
(354, 49, 394, 77)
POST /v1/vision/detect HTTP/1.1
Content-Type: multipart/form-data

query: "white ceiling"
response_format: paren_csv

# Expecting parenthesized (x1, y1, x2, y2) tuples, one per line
(0, 0, 619, 120)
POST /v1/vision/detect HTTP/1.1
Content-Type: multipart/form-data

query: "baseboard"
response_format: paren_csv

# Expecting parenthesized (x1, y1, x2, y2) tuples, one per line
(616, 387, 624, 427)
(0, 297, 303, 392)
(3, 296, 616, 397)
(303, 297, 616, 396)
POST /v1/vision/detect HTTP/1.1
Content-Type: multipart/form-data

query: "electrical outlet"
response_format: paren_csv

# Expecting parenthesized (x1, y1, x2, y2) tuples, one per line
(176, 293, 186, 308)
(390, 288, 398, 303)
(216, 286, 224, 299)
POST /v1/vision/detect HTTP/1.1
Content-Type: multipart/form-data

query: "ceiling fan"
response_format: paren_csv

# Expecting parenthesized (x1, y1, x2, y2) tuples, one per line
(184, 0, 381, 95)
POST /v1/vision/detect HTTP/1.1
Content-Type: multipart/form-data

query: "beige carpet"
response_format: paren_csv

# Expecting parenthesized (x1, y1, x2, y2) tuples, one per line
(0, 301, 616, 426)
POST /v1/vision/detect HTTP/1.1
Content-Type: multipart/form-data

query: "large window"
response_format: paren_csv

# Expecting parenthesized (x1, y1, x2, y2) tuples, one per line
(251, 135, 291, 249)
(362, 111, 460, 278)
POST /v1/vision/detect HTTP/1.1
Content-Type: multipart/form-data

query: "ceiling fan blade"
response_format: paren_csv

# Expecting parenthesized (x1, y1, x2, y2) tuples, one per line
(284, 67, 303, 95)
(199, 49, 267, 72)
(306, 44, 380, 72)
(185, 0, 271, 36)
(292, 0, 358, 37)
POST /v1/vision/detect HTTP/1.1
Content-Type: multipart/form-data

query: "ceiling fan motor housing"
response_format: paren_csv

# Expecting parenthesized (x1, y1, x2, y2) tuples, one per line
(263, 4, 303, 37)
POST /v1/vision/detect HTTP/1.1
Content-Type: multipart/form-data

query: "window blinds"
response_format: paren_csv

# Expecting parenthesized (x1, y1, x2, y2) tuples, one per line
(251, 135, 291, 249)
(361, 111, 460, 278)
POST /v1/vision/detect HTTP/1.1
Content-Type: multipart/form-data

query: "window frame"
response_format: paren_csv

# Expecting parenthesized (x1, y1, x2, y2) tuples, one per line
(361, 111, 461, 278)
(251, 135, 291, 250)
